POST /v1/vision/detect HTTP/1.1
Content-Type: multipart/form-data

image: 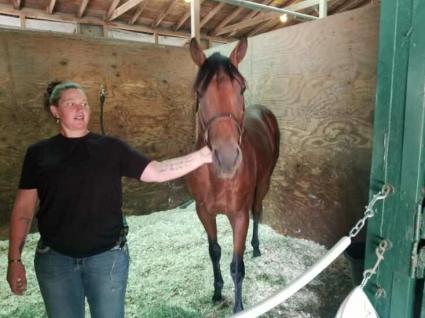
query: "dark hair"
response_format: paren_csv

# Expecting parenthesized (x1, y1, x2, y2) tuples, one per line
(193, 52, 246, 96)
(44, 81, 82, 110)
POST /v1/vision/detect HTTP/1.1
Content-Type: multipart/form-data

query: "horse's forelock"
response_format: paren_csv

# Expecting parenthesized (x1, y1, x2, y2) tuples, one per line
(194, 52, 246, 96)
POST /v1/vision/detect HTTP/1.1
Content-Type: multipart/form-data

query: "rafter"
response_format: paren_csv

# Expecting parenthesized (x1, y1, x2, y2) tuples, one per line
(46, 0, 57, 14)
(77, 0, 90, 18)
(211, 6, 244, 36)
(12, 0, 21, 10)
(244, 0, 274, 20)
(216, 11, 273, 36)
(247, 16, 279, 37)
(200, 2, 225, 28)
(173, 0, 205, 31)
(129, 1, 146, 25)
(106, 0, 120, 19)
(330, 0, 369, 13)
(243, 0, 294, 37)
(109, 0, 145, 21)
(0, 4, 232, 43)
(153, 0, 177, 28)
(227, 0, 273, 37)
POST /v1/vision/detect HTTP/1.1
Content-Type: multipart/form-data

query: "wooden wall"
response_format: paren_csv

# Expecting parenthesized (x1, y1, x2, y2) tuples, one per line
(0, 4, 379, 246)
(208, 4, 379, 246)
(0, 29, 196, 237)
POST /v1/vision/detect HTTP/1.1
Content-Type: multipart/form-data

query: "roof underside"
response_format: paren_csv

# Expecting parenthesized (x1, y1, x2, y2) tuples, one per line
(0, 0, 374, 43)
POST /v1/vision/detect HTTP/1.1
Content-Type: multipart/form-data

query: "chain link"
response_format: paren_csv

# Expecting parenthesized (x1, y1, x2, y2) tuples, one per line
(348, 184, 392, 238)
(360, 240, 389, 288)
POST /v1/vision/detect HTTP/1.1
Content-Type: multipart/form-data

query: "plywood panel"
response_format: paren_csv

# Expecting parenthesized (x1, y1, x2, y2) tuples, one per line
(0, 30, 197, 234)
(207, 4, 379, 246)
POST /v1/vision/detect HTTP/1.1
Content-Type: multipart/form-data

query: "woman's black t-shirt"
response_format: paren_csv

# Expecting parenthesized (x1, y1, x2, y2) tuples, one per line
(19, 132, 151, 257)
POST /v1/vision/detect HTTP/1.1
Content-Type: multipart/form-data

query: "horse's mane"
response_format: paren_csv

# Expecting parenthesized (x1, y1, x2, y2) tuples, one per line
(193, 52, 246, 96)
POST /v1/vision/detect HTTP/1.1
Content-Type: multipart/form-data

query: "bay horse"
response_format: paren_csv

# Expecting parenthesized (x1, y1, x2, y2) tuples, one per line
(186, 38, 280, 313)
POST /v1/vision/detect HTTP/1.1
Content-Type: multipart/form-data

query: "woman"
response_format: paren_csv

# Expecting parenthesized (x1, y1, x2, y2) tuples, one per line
(6, 81, 211, 318)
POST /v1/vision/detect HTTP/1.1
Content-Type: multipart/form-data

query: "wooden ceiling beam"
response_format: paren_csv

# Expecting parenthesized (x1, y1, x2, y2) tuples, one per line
(200, 2, 225, 28)
(330, 0, 369, 13)
(242, 0, 293, 37)
(247, 16, 279, 37)
(129, 2, 146, 25)
(220, 0, 325, 36)
(109, 0, 145, 21)
(106, 0, 120, 20)
(173, 0, 205, 31)
(0, 4, 232, 43)
(227, 0, 273, 37)
(12, 0, 21, 10)
(211, 6, 244, 36)
(211, 0, 317, 20)
(153, 0, 177, 28)
(174, 10, 190, 31)
(46, 0, 57, 14)
(243, 0, 274, 20)
(216, 11, 273, 35)
(77, 0, 90, 18)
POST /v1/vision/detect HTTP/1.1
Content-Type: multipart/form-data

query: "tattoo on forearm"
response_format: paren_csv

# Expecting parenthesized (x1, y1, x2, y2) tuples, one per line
(157, 155, 196, 173)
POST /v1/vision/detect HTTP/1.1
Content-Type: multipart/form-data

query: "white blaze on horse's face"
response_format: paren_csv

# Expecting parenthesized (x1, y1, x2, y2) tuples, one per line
(190, 38, 248, 179)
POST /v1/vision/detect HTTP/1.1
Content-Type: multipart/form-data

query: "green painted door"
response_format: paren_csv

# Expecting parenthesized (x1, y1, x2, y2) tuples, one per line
(365, 0, 425, 317)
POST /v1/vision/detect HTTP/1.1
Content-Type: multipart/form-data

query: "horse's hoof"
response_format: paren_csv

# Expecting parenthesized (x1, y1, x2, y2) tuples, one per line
(253, 249, 261, 257)
(212, 294, 223, 303)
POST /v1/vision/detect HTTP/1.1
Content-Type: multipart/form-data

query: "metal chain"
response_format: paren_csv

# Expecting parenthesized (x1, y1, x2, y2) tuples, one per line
(349, 184, 392, 238)
(360, 240, 389, 288)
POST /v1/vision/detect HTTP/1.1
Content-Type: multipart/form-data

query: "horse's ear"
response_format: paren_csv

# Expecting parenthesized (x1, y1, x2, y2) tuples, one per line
(229, 38, 248, 67)
(190, 38, 206, 67)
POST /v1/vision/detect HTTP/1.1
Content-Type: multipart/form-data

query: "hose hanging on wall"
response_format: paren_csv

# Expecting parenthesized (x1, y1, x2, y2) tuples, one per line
(99, 84, 106, 135)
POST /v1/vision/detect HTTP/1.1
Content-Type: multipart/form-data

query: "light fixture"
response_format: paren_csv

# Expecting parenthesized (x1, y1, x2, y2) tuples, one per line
(184, 0, 191, 3)
(279, 14, 288, 23)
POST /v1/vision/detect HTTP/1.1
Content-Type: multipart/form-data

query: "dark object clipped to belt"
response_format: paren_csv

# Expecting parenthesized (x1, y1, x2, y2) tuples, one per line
(115, 216, 129, 248)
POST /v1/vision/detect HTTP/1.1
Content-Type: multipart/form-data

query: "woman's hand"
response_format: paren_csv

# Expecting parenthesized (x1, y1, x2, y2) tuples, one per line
(7, 261, 27, 295)
(198, 146, 212, 164)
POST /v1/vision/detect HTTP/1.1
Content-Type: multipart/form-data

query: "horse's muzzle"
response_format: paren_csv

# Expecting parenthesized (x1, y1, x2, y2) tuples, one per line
(212, 144, 242, 179)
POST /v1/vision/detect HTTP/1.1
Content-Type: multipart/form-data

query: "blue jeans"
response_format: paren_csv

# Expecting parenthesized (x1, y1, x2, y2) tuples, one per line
(34, 242, 129, 318)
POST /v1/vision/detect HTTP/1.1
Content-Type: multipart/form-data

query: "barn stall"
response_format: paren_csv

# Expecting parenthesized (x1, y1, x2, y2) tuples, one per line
(0, 0, 381, 317)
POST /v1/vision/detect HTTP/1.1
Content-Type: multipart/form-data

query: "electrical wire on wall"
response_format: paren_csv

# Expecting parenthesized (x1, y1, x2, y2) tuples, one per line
(99, 84, 106, 135)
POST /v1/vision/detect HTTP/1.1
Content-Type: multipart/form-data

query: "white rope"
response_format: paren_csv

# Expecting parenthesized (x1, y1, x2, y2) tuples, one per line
(231, 236, 352, 318)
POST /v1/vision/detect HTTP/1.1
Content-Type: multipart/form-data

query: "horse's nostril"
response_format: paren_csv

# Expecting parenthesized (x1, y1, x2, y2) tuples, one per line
(234, 148, 240, 165)
(214, 149, 221, 166)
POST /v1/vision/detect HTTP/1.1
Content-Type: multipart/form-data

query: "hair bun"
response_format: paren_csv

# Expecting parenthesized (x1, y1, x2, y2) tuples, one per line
(45, 80, 62, 98)
(44, 80, 62, 109)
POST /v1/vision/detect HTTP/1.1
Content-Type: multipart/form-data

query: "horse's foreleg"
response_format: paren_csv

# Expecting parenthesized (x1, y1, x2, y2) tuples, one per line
(209, 239, 224, 302)
(229, 214, 249, 313)
(230, 253, 245, 313)
(196, 203, 223, 302)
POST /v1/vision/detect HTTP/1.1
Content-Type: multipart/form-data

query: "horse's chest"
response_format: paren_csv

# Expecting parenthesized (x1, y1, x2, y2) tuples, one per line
(204, 179, 252, 212)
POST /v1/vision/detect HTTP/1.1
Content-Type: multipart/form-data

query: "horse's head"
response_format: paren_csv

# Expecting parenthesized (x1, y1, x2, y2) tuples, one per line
(190, 38, 248, 179)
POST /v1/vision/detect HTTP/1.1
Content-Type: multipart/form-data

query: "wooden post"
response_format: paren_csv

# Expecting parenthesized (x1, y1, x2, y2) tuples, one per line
(191, 0, 200, 42)
(366, 0, 425, 316)
(319, 0, 327, 18)
(19, 14, 25, 29)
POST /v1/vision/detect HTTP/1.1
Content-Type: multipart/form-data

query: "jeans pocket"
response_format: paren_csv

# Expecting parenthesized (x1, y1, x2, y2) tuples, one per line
(36, 239, 51, 254)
